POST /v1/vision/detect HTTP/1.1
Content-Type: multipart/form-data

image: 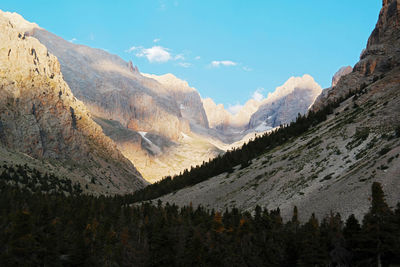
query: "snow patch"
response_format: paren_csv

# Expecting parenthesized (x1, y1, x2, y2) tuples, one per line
(139, 132, 153, 145)
(181, 132, 192, 140)
(254, 122, 273, 132)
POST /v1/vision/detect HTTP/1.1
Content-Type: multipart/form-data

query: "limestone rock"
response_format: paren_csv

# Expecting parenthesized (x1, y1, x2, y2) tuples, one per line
(0, 11, 147, 194)
(202, 98, 232, 130)
(143, 73, 209, 128)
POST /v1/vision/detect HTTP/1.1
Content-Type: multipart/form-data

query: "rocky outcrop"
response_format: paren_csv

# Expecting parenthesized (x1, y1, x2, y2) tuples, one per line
(202, 98, 262, 131)
(143, 73, 209, 128)
(202, 98, 232, 130)
(249, 75, 322, 130)
(331, 66, 353, 87)
(312, 0, 400, 110)
(128, 60, 139, 73)
(0, 11, 147, 193)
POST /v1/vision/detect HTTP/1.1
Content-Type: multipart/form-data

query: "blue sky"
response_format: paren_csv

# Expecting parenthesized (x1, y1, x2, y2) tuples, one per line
(2, 0, 381, 110)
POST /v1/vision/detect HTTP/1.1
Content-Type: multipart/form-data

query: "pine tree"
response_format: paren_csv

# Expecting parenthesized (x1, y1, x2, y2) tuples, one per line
(362, 182, 394, 266)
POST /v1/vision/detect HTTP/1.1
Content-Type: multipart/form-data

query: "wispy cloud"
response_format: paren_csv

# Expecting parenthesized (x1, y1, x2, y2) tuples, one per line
(210, 60, 237, 67)
(158, 0, 179, 10)
(153, 38, 161, 43)
(195, 56, 201, 60)
(177, 62, 191, 68)
(242, 66, 253, 72)
(174, 54, 185, 60)
(252, 88, 264, 101)
(69, 37, 77, 43)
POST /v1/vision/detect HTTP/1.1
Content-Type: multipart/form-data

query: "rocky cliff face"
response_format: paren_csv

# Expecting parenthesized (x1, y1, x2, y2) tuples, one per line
(143, 73, 209, 128)
(0, 11, 147, 193)
(202, 98, 263, 132)
(313, 0, 400, 110)
(331, 66, 353, 87)
(249, 75, 322, 130)
(202, 98, 232, 130)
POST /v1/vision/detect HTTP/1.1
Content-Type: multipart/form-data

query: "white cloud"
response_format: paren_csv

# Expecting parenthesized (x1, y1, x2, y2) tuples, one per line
(126, 45, 187, 63)
(211, 60, 237, 67)
(153, 38, 161, 43)
(242, 66, 252, 72)
(126, 46, 140, 53)
(129, 46, 172, 63)
(252, 88, 264, 102)
(174, 54, 185, 60)
(69, 37, 77, 43)
(177, 62, 191, 68)
(195, 56, 201, 60)
(227, 103, 243, 115)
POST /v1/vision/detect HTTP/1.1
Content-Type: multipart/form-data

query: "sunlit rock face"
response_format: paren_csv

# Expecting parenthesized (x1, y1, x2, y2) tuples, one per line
(0, 10, 147, 193)
(143, 73, 209, 129)
(249, 75, 322, 130)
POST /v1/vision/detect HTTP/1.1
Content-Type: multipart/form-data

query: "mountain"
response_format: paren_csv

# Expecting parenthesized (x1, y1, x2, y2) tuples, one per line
(202, 98, 232, 130)
(0, 10, 326, 183)
(150, 0, 400, 221)
(203, 75, 321, 134)
(249, 74, 322, 131)
(0, 11, 147, 193)
(142, 73, 209, 128)
(2, 15, 222, 182)
(202, 98, 261, 131)
(29, 29, 190, 141)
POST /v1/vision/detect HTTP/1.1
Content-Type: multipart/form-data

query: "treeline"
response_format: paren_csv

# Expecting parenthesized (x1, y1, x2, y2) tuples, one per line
(128, 86, 365, 203)
(1, 174, 399, 266)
